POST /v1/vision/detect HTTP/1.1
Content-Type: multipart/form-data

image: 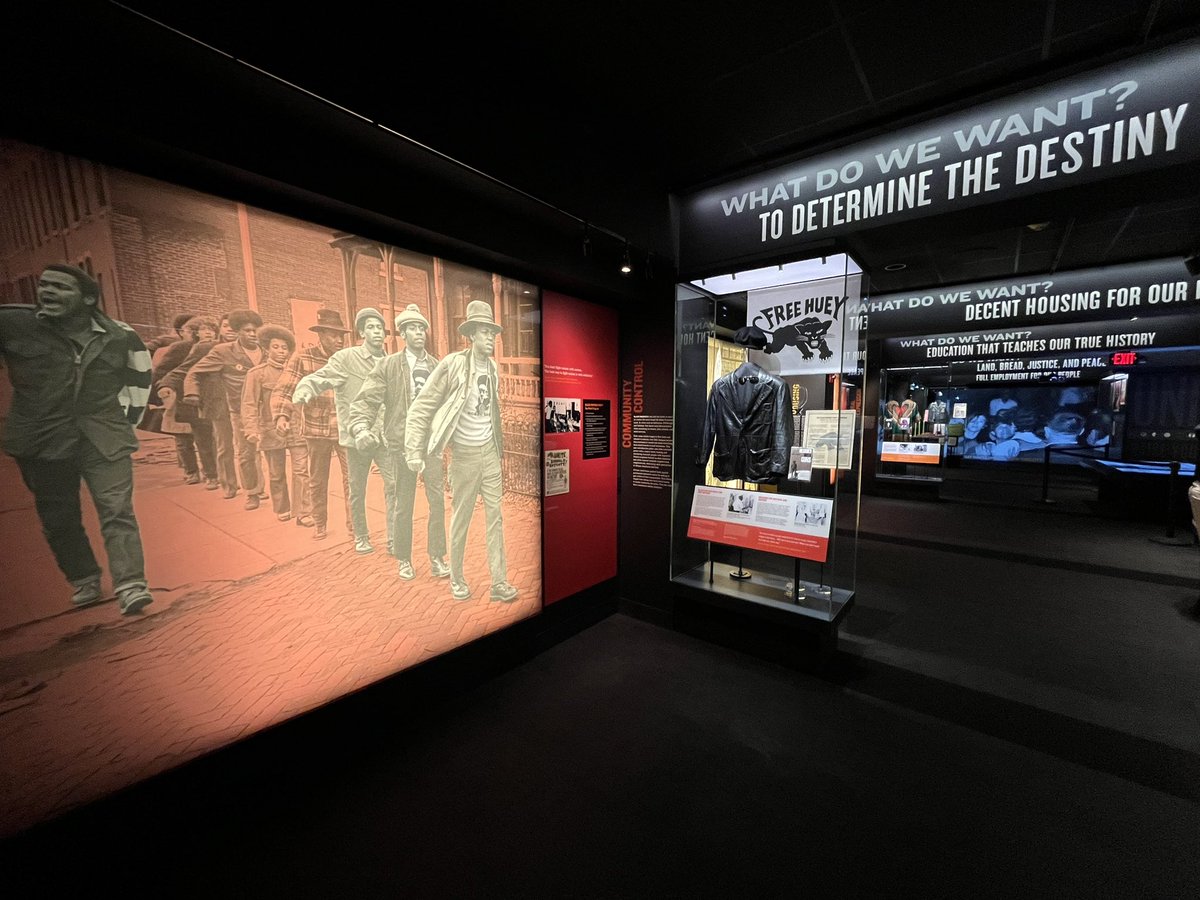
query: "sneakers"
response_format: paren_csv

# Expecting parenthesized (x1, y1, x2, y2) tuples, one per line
(70, 579, 103, 609)
(354, 537, 375, 554)
(490, 582, 519, 603)
(314, 525, 328, 541)
(184, 472, 201, 485)
(295, 515, 315, 528)
(204, 478, 220, 491)
(277, 512, 292, 522)
(222, 487, 238, 500)
(397, 559, 415, 580)
(450, 580, 471, 600)
(116, 585, 153, 616)
(244, 494, 260, 510)
(429, 558, 451, 579)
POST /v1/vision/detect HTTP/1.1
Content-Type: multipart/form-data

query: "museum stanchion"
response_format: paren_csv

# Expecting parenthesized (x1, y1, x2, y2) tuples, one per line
(1150, 459, 1193, 546)
(1036, 444, 1056, 504)
(1189, 425, 1200, 616)
(730, 547, 751, 580)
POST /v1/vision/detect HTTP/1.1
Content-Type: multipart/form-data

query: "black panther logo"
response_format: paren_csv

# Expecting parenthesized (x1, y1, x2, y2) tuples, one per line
(762, 316, 834, 360)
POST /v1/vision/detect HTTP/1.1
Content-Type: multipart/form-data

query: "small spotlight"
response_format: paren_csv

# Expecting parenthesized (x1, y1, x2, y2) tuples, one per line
(620, 244, 632, 275)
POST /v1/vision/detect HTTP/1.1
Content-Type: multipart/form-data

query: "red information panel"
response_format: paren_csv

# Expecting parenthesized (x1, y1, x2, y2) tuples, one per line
(542, 292, 618, 603)
(687, 486, 831, 562)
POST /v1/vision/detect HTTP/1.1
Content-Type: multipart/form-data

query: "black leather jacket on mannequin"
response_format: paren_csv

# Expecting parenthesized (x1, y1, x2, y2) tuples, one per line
(698, 362, 793, 483)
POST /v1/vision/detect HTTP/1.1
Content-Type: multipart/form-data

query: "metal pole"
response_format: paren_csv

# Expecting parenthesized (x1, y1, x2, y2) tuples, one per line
(1037, 444, 1055, 504)
(1165, 460, 1180, 539)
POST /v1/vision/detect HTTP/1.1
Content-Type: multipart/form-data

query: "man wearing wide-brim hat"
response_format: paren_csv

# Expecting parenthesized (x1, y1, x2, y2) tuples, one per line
(292, 306, 396, 555)
(404, 300, 518, 603)
(348, 303, 449, 581)
(270, 308, 354, 539)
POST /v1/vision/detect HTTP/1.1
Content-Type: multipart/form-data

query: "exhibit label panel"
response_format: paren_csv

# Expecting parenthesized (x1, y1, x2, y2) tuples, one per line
(880, 442, 942, 464)
(687, 485, 833, 562)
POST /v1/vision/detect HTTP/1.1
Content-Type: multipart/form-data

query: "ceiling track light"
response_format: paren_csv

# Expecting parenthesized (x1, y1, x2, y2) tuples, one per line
(582, 223, 592, 258)
(620, 243, 632, 275)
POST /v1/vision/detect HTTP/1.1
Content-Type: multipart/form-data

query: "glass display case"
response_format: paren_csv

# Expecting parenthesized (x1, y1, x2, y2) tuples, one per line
(877, 365, 953, 482)
(671, 255, 864, 626)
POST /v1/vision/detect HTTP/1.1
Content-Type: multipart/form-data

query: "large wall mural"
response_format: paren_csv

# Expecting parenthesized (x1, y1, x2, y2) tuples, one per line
(0, 139, 543, 835)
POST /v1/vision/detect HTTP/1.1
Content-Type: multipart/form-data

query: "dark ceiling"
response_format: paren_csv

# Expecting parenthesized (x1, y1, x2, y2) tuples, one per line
(22, 1, 1200, 294)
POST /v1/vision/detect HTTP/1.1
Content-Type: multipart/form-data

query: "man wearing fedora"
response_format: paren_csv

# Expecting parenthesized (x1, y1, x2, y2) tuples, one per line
(291, 307, 395, 555)
(405, 300, 518, 603)
(271, 308, 352, 540)
(348, 303, 449, 581)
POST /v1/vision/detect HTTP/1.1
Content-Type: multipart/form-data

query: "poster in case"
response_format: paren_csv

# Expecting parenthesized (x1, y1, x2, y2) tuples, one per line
(802, 410, 857, 469)
(787, 447, 814, 481)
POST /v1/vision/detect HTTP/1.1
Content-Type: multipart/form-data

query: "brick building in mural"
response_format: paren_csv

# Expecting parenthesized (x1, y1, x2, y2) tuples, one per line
(0, 138, 542, 493)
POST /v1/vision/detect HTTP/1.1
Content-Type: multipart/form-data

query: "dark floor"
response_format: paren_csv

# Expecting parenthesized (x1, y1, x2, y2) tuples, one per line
(3, 469, 1200, 897)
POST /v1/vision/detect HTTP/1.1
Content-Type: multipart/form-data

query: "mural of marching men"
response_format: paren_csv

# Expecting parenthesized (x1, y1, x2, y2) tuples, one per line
(405, 300, 518, 603)
(290, 307, 396, 555)
(270, 309, 353, 540)
(241, 326, 311, 523)
(0, 264, 154, 616)
(348, 303, 448, 582)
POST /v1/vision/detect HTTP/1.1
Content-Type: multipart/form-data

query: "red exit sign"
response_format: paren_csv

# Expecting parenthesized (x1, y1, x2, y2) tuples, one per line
(1110, 351, 1139, 366)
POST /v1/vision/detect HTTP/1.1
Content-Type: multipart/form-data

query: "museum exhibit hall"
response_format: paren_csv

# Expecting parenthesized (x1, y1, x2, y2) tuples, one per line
(2, 2, 1200, 896)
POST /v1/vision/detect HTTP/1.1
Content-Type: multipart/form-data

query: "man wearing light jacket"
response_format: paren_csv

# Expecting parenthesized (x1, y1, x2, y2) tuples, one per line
(404, 300, 517, 603)
(292, 307, 395, 555)
(348, 304, 448, 581)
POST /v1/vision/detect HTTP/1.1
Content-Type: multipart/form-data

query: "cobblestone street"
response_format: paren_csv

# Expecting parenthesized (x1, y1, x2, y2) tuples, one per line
(0, 432, 542, 837)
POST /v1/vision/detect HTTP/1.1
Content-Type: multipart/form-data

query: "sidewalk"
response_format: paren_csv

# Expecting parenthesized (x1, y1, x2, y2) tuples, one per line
(0, 434, 542, 837)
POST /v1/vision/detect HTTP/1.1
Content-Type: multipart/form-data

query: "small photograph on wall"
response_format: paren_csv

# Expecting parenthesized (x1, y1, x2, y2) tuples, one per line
(544, 448, 569, 496)
(544, 397, 581, 432)
(0, 138, 543, 836)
